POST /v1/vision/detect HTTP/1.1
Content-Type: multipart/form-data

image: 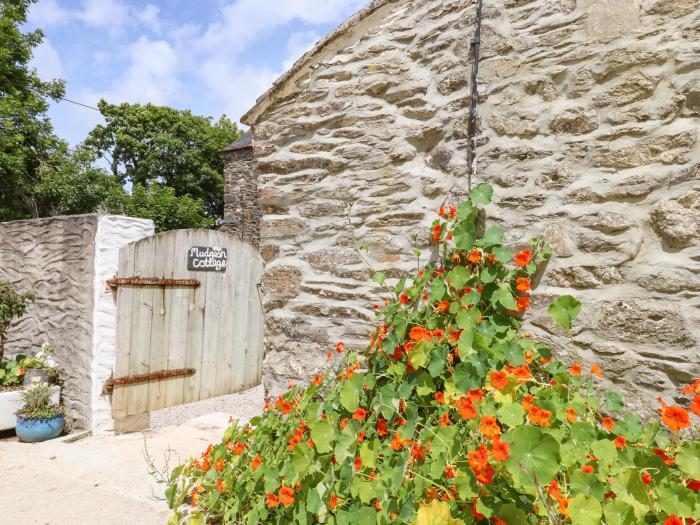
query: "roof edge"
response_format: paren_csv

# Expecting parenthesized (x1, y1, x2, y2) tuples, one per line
(241, 0, 400, 126)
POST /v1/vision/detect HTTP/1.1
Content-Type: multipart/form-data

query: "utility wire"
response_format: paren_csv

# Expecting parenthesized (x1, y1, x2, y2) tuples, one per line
(27, 85, 101, 112)
(467, 0, 484, 193)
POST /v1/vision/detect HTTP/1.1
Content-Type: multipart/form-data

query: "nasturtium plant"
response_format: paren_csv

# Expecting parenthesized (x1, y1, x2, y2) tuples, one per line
(166, 186, 700, 525)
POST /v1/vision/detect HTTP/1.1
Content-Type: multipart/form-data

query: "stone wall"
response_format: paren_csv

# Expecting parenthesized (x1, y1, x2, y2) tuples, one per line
(244, 0, 700, 408)
(0, 214, 153, 429)
(222, 141, 261, 248)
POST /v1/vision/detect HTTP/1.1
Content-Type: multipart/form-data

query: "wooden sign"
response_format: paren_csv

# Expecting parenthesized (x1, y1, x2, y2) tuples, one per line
(187, 246, 228, 272)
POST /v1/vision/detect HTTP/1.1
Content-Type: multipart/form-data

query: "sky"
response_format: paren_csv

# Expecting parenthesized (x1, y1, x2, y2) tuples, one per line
(26, 0, 371, 145)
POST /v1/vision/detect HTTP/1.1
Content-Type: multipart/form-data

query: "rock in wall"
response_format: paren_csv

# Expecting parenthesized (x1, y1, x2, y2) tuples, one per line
(0, 215, 99, 426)
(223, 146, 261, 248)
(248, 0, 700, 408)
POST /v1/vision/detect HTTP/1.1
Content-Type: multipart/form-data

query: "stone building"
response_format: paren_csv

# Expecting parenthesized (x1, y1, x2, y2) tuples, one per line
(222, 131, 260, 247)
(231, 0, 700, 408)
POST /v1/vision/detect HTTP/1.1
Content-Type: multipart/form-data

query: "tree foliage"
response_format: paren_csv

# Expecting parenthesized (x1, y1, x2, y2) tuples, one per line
(84, 101, 241, 220)
(0, 0, 66, 220)
(166, 187, 700, 525)
(0, 280, 35, 363)
(0, 2, 234, 231)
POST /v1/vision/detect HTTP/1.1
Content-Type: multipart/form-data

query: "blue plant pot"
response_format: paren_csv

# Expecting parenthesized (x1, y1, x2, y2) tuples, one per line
(15, 414, 65, 443)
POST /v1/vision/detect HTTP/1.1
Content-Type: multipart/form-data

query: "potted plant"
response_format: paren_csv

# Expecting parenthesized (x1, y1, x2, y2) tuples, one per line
(15, 381, 65, 442)
(20, 343, 59, 386)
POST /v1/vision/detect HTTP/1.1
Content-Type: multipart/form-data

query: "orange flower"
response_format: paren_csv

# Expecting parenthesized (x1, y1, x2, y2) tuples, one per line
(613, 435, 627, 449)
(329, 493, 340, 510)
(228, 441, 245, 455)
(354, 456, 363, 471)
(516, 277, 530, 293)
(472, 499, 486, 520)
(444, 464, 456, 478)
(437, 300, 450, 313)
(569, 363, 582, 376)
(456, 397, 478, 420)
(601, 417, 615, 431)
(491, 438, 509, 462)
(660, 405, 691, 432)
(511, 364, 530, 382)
(409, 326, 433, 341)
(468, 250, 481, 264)
(591, 364, 603, 378)
(390, 432, 407, 451)
(215, 457, 225, 472)
(399, 294, 409, 304)
(376, 418, 389, 437)
(691, 395, 700, 418)
(216, 478, 226, 494)
(251, 456, 262, 471)
(514, 249, 532, 267)
(683, 378, 700, 396)
(492, 519, 506, 525)
(469, 388, 484, 402)
(336, 341, 345, 353)
(438, 413, 451, 427)
(490, 370, 509, 391)
(352, 407, 367, 421)
(411, 441, 428, 461)
(664, 516, 683, 525)
(641, 472, 652, 485)
(279, 486, 295, 507)
(527, 406, 552, 427)
(516, 295, 530, 312)
(432, 224, 441, 243)
(266, 493, 279, 508)
(521, 395, 534, 411)
(480, 416, 501, 439)
(566, 408, 577, 423)
(357, 431, 365, 444)
(434, 391, 445, 404)
(312, 374, 323, 385)
(581, 464, 595, 474)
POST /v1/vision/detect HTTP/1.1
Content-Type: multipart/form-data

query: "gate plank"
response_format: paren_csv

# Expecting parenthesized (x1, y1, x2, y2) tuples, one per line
(183, 231, 206, 405)
(112, 242, 135, 419)
(165, 230, 192, 408)
(147, 232, 177, 411)
(128, 237, 157, 417)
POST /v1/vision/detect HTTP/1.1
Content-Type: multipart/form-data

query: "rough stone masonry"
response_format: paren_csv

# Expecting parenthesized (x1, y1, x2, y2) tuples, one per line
(235, 0, 700, 412)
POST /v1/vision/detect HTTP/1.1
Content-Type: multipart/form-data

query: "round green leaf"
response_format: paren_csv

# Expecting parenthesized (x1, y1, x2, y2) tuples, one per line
(504, 426, 560, 491)
(568, 494, 603, 525)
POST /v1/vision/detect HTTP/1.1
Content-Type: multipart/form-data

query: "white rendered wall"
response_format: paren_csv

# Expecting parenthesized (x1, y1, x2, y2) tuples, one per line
(91, 215, 154, 433)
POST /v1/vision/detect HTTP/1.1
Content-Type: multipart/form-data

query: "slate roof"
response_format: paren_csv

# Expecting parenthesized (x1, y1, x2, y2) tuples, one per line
(222, 131, 253, 152)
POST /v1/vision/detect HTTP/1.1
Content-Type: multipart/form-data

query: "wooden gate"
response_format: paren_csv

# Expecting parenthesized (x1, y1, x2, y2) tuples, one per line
(109, 230, 264, 422)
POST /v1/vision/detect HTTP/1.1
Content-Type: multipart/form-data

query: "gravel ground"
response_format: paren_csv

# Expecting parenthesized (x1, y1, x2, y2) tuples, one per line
(150, 384, 265, 429)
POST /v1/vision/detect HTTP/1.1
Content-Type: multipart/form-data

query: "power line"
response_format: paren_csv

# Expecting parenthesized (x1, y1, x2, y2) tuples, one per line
(27, 85, 101, 112)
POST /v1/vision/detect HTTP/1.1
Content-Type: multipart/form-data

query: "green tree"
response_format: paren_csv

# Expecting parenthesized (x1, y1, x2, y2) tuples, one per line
(84, 101, 241, 221)
(0, 0, 66, 220)
(116, 183, 214, 232)
(0, 281, 35, 363)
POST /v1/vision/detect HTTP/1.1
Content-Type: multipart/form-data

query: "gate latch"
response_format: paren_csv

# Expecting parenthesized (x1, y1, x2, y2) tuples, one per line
(102, 368, 196, 395)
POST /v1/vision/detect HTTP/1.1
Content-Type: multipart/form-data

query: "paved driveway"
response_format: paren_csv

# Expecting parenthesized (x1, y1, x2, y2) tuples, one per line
(0, 386, 264, 525)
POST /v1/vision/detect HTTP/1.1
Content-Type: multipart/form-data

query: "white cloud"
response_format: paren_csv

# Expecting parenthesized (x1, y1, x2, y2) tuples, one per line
(27, 0, 72, 27)
(78, 0, 131, 28)
(137, 4, 162, 34)
(80, 37, 181, 108)
(198, 57, 280, 124)
(283, 30, 321, 70)
(196, 0, 367, 54)
(30, 39, 64, 82)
